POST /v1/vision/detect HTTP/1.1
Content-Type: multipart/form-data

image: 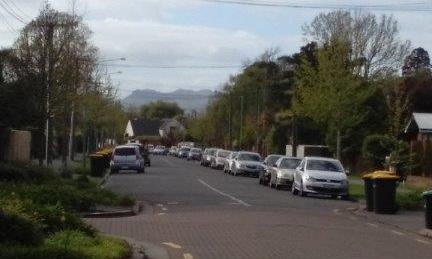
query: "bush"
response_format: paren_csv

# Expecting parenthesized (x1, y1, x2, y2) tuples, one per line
(362, 134, 396, 169)
(397, 190, 424, 210)
(0, 245, 86, 259)
(0, 211, 43, 245)
(74, 166, 91, 176)
(0, 161, 54, 183)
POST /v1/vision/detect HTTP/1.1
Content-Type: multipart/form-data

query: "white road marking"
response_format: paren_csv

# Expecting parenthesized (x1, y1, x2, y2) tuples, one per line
(164, 159, 174, 166)
(183, 253, 194, 259)
(167, 202, 179, 205)
(391, 230, 404, 236)
(333, 209, 341, 215)
(157, 204, 163, 207)
(157, 213, 166, 216)
(162, 242, 182, 249)
(367, 223, 378, 228)
(161, 207, 168, 211)
(349, 216, 358, 221)
(416, 239, 430, 245)
(198, 179, 251, 207)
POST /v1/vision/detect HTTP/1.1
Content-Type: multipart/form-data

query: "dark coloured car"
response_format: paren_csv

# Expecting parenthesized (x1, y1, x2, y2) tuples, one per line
(188, 148, 202, 161)
(259, 154, 283, 185)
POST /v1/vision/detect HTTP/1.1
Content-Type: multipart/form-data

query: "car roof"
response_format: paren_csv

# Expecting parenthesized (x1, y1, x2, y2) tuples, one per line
(115, 145, 138, 149)
(238, 151, 261, 156)
(304, 156, 339, 162)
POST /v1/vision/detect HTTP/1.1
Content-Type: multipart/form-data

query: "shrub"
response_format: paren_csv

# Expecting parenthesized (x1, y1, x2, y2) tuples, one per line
(0, 161, 54, 183)
(362, 134, 396, 169)
(397, 190, 424, 210)
(74, 166, 91, 176)
(0, 211, 43, 246)
(0, 245, 86, 259)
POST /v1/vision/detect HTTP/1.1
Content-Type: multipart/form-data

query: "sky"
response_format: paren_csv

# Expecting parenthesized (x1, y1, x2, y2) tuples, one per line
(1, 0, 432, 98)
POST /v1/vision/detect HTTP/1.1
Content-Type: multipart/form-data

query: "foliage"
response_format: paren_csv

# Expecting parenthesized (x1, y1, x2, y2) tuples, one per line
(0, 211, 44, 246)
(303, 10, 411, 79)
(0, 231, 131, 259)
(139, 100, 184, 119)
(402, 47, 431, 76)
(294, 41, 376, 161)
(397, 190, 424, 210)
(0, 161, 55, 183)
(362, 134, 396, 169)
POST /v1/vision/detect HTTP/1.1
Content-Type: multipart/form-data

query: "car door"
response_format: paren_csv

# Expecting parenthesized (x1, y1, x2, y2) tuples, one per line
(294, 158, 306, 187)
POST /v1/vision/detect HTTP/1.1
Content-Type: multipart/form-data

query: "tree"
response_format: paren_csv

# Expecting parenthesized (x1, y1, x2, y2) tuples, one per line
(139, 101, 184, 119)
(303, 10, 411, 79)
(294, 41, 375, 160)
(402, 47, 431, 76)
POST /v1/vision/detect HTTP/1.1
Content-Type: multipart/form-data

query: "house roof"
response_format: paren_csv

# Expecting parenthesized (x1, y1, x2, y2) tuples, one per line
(130, 118, 161, 137)
(405, 113, 432, 134)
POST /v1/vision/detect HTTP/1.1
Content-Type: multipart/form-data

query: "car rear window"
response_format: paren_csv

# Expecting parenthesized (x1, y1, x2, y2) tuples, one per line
(280, 158, 301, 169)
(306, 160, 343, 172)
(114, 147, 136, 156)
(238, 153, 261, 161)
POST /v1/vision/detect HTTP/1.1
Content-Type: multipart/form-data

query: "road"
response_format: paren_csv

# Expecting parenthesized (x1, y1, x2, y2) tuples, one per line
(88, 155, 432, 259)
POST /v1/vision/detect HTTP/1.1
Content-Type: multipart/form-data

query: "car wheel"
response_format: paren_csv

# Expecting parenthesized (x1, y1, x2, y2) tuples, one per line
(331, 195, 338, 199)
(269, 178, 275, 188)
(299, 180, 306, 197)
(291, 182, 298, 195)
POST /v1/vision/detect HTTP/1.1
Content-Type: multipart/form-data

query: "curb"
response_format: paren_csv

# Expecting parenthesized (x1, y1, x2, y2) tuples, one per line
(107, 235, 170, 259)
(82, 200, 144, 218)
(344, 205, 432, 240)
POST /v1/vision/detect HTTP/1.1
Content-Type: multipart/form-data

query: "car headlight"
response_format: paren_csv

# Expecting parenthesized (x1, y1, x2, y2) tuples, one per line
(277, 171, 284, 178)
(304, 174, 316, 182)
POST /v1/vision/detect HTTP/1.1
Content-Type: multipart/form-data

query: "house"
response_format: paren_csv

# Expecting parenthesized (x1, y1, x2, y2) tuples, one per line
(124, 118, 186, 143)
(404, 112, 432, 176)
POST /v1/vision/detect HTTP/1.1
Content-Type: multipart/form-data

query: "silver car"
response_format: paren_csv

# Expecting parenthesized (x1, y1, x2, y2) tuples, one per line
(212, 150, 231, 169)
(223, 151, 238, 173)
(292, 156, 348, 198)
(232, 151, 264, 177)
(268, 156, 301, 190)
(110, 145, 145, 174)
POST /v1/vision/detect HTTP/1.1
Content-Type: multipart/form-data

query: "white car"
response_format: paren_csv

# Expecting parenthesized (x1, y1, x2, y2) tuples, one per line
(224, 151, 238, 173)
(110, 145, 145, 174)
(232, 151, 264, 177)
(291, 156, 349, 198)
(269, 156, 301, 190)
(212, 149, 231, 169)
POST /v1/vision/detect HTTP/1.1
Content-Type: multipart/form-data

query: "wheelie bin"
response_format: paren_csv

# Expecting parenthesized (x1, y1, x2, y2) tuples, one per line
(362, 173, 375, 212)
(372, 173, 400, 214)
(422, 190, 432, 229)
(89, 153, 105, 177)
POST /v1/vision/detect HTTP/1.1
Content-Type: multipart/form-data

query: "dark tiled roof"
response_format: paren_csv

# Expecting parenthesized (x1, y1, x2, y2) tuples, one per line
(130, 118, 161, 136)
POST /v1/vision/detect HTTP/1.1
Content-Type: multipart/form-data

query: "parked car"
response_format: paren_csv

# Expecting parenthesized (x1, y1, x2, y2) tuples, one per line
(231, 151, 264, 177)
(188, 148, 203, 161)
(201, 148, 216, 166)
(110, 145, 145, 174)
(268, 156, 301, 190)
(153, 145, 167, 155)
(211, 149, 231, 169)
(291, 156, 349, 198)
(177, 146, 191, 158)
(169, 146, 178, 156)
(223, 151, 238, 173)
(126, 143, 150, 166)
(259, 154, 283, 185)
(146, 144, 155, 154)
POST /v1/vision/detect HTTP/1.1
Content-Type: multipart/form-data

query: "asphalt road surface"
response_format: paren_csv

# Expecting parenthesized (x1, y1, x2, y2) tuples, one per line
(89, 155, 432, 259)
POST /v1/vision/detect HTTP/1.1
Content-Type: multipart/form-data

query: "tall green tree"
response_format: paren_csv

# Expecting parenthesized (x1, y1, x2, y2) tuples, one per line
(303, 10, 411, 80)
(139, 101, 184, 119)
(294, 42, 375, 160)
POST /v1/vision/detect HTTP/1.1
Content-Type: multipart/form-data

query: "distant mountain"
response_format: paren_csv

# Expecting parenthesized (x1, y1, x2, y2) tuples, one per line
(122, 88, 215, 112)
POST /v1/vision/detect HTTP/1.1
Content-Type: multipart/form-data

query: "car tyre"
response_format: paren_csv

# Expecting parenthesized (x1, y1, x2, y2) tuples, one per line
(299, 181, 306, 197)
(291, 182, 298, 195)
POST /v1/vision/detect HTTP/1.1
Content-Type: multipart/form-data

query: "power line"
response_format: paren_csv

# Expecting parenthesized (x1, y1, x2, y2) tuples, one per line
(106, 63, 241, 69)
(198, 0, 432, 12)
(0, 0, 25, 24)
(4, 0, 32, 20)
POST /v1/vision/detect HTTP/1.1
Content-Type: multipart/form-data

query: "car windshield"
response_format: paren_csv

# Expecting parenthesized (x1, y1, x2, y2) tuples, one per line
(190, 148, 201, 153)
(114, 147, 136, 156)
(306, 160, 343, 172)
(237, 153, 261, 161)
(180, 147, 190, 152)
(218, 151, 230, 158)
(266, 155, 281, 166)
(279, 158, 301, 169)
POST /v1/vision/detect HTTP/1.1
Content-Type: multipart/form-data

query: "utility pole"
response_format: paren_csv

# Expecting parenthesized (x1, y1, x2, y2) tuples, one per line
(45, 22, 54, 166)
(240, 95, 244, 150)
